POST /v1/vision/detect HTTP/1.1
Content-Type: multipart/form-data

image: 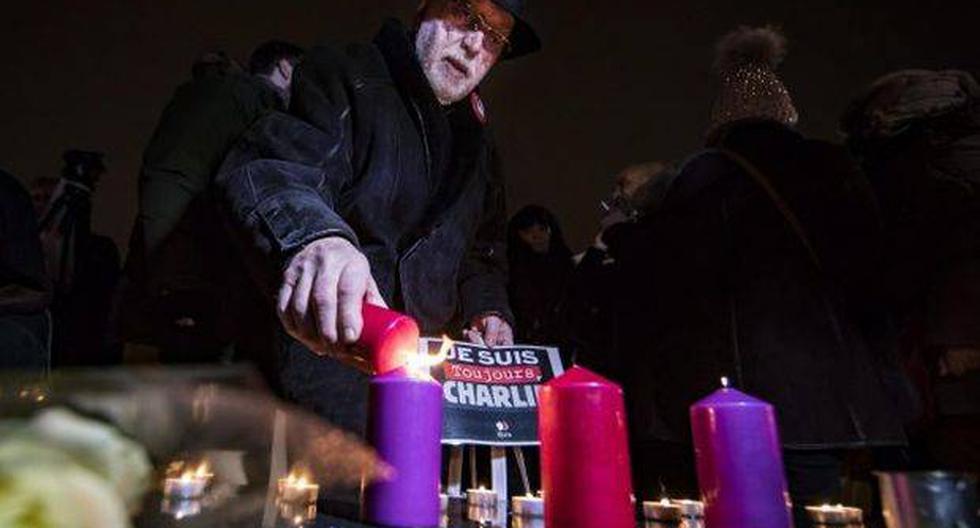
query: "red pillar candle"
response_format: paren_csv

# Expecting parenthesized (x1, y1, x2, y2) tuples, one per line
(689, 378, 792, 528)
(539, 366, 634, 528)
(342, 304, 419, 374)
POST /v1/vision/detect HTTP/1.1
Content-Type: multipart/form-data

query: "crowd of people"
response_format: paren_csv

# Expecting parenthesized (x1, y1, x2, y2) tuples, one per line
(1, 1, 978, 525)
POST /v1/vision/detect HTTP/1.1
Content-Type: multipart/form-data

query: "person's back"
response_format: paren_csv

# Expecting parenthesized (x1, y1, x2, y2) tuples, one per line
(120, 44, 299, 364)
(0, 170, 51, 371)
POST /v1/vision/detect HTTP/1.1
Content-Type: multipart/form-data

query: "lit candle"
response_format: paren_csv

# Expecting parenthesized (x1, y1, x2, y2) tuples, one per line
(466, 486, 498, 509)
(362, 343, 446, 528)
(805, 504, 863, 525)
(160, 497, 202, 520)
(644, 498, 683, 523)
(539, 366, 634, 528)
(671, 499, 705, 518)
(689, 377, 792, 528)
(278, 500, 318, 525)
(512, 492, 545, 517)
(163, 462, 213, 500)
(277, 471, 319, 504)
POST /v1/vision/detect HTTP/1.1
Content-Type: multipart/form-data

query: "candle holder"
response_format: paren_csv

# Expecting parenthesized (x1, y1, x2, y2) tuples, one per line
(671, 499, 705, 518)
(466, 487, 499, 509)
(805, 504, 863, 525)
(279, 500, 317, 526)
(512, 492, 545, 517)
(277, 473, 320, 504)
(644, 498, 684, 523)
(160, 498, 202, 520)
(162, 462, 213, 500)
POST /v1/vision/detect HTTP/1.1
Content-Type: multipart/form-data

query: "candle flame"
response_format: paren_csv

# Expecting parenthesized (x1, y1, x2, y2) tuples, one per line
(178, 461, 212, 481)
(406, 335, 452, 374)
(720, 376, 730, 388)
(660, 498, 672, 506)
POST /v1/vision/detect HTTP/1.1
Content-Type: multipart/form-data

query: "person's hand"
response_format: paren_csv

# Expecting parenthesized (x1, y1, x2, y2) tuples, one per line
(463, 314, 514, 347)
(278, 237, 386, 354)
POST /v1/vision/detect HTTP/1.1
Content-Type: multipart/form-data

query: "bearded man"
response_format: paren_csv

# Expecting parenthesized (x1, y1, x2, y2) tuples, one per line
(216, 0, 539, 432)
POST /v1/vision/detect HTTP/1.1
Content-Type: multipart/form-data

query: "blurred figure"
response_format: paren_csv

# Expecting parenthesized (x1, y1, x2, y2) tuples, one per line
(564, 161, 676, 375)
(842, 69, 980, 474)
(119, 41, 303, 365)
(28, 176, 59, 218)
(612, 26, 908, 518)
(507, 205, 572, 345)
(1, 169, 51, 372)
(38, 150, 120, 366)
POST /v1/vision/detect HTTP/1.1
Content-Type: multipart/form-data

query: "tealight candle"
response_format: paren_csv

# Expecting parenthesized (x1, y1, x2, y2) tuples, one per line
(160, 498, 202, 520)
(512, 492, 545, 517)
(671, 499, 705, 518)
(644, 498, 683, 523)
(277, 472, 320, 504)
(466, 486, 498, 509)
(163, 463, 213, 500)
(805, 504, 863, 525)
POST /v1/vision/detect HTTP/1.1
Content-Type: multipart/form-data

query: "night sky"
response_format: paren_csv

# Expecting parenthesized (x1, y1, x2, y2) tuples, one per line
(2, 2, 977, 250)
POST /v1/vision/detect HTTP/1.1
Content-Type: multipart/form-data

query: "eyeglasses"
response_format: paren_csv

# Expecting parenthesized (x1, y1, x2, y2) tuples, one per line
(444, 0, 512, 56)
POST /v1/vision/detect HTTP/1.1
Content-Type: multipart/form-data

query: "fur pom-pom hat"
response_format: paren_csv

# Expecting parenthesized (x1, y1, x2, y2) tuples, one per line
(708, 25, 799, 138)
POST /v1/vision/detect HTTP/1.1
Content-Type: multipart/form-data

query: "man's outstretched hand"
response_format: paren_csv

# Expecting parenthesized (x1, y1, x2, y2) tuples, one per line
(278, 237, 386, 354)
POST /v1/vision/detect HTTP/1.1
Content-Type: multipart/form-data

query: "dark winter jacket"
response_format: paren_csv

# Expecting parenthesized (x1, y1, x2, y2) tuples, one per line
(216, 20, 511, 332)
(214, 21, 511, 430)
(613, 120, 907, 448)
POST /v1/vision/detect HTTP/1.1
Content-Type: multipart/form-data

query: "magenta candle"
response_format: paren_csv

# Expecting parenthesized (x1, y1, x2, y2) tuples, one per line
(539, 366, 634, 528)
(340, 304, 420, 375)
(689, 378, 792, 528)
(362, 366, 443, 527)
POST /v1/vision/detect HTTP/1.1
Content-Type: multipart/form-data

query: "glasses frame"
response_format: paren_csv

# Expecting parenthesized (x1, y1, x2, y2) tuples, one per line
(445, 0, 512, 56)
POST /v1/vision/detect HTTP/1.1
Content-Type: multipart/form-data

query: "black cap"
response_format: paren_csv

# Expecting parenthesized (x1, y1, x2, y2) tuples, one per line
(492, 0, 541, 59)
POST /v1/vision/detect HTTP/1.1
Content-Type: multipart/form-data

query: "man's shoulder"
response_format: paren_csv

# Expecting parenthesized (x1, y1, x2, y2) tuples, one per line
(302, 39, 391, 88)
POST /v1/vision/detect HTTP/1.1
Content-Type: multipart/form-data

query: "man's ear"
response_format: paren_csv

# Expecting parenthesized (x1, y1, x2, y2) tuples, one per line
(277, 58, 293, 82)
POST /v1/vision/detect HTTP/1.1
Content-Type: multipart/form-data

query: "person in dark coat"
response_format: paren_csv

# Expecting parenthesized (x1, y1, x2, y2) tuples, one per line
(119, 42, 302, 365)
(613, 26, 906, 515)
(506, 205, 573, 346)
(38, 151, 121, 366)
(842, 69, 980, 474)
(1, 170, 51, 372)
(215, 0, 541, 433)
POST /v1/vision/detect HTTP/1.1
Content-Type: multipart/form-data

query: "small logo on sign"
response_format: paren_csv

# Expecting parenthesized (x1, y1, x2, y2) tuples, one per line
(495, 420, 513, 439)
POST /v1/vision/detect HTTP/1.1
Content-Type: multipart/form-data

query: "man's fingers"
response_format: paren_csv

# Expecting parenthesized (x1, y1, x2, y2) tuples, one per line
(311, 262, 340, 344)
(289, 263, 317, 339)
(365, 278, 388, 308)
(337, 263, 367, 343)
(464, 328, 486, 345)
(277, 281, 296, 330)
(498, 321, 514, 346)
(483, 317, 502, 347)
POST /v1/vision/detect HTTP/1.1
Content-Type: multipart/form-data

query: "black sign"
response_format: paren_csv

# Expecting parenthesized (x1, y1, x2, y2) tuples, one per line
(421, 339, 565, 446)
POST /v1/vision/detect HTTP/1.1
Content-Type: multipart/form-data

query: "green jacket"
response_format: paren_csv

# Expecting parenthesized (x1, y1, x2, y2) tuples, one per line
(121, 73, 281, 345)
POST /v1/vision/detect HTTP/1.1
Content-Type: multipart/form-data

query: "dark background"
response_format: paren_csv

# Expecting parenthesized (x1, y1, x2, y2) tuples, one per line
(1, 2, 977, 250)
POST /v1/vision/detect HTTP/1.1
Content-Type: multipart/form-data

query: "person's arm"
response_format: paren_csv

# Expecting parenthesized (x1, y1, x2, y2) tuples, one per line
(458, 143, 514, 346)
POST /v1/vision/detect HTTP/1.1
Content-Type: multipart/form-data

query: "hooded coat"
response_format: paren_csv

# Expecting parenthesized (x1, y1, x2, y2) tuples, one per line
(613, 120, 907, 448)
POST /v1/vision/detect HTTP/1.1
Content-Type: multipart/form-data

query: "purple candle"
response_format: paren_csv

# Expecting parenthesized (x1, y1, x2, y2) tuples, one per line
(363, 366, 443, 527)
(689, 377, 792, 528)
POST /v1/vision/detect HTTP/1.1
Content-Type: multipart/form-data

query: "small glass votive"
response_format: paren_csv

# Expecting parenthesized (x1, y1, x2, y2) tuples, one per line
(160, 498, 202, 520)
(466, 486, 498, 509)
(671, 499, 705, 518)
(806, 504, 863, 525)
(277, 473, 319, 504)
(279, 500, 317, 526)
(644, 498, 683, 523)
(512, 492, 544, 518)
(162, 463, 213, 500)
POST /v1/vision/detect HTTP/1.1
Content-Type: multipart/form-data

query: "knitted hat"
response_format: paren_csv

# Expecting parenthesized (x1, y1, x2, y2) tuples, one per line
(708, 26, 798, 137)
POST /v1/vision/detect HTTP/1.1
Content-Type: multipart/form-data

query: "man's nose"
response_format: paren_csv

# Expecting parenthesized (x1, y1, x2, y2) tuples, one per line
(461, 30, 484, 58)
